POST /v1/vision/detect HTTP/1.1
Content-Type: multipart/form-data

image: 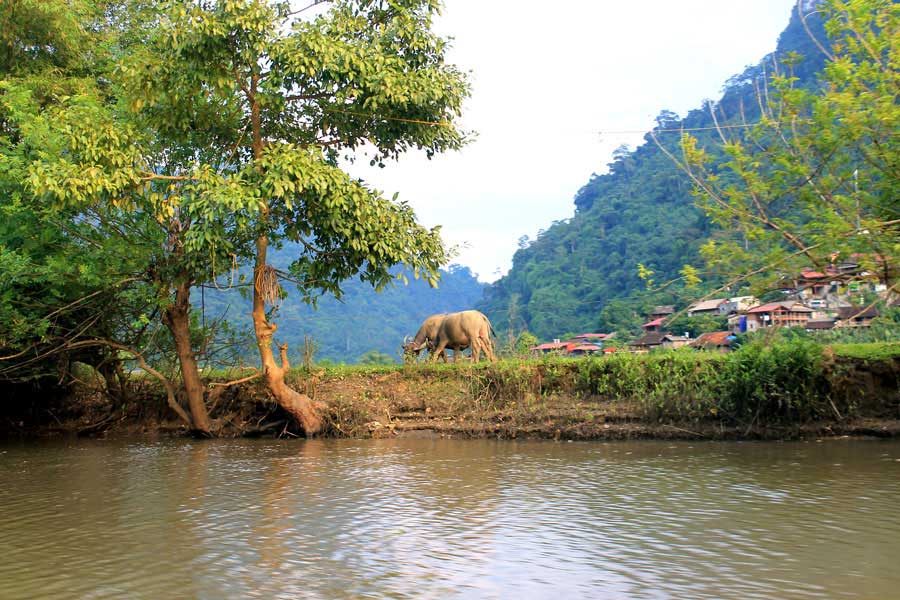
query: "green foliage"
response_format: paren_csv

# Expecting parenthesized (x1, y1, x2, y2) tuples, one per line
(0, 0, 161, 383)
(513, 332, 540, 356)
(105, 0, 470, 301)
(596, 299, 645, 340)
(459, 338, 834, 426)
(0, 0, 99, 74)
(680, 0, 900, 294)
(829, 342, 900, 361)
(576, 338, 831, 424)
(719, 338, 827, 423)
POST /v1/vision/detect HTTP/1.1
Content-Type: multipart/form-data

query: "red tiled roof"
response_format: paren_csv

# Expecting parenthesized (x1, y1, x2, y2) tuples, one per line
(693, 331, 734, 346)
(746, 302, 813, 314)
(573, 333, 610, 340)
(800, 269, 826, 279)
(642, 317, 665, 328)
(532, 342, 569, 351)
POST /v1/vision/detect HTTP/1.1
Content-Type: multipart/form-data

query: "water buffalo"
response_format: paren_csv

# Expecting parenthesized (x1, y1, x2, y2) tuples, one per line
(431, 310, 496, 363)
(403, 313, 448, 362)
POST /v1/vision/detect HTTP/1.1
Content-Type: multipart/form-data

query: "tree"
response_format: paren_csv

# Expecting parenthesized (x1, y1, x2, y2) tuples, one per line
(596, 299, 643, 340)
(11, 0, 247, 433)
(0, 0, 159, 396)
(671, 0, 899, 294)
(608, 144, 635, 178)
(29, 0, 469, 434)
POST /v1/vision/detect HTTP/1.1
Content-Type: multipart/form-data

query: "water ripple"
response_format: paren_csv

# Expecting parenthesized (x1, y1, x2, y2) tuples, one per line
(0, 438, 898, 599)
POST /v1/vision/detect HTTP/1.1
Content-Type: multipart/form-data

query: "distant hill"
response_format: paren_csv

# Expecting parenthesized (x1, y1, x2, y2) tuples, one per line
(200, 243, 485, 364)
(476, 5, 828, 341)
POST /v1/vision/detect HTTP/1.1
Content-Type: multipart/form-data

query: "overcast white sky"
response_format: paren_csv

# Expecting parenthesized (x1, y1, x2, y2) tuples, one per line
(348, 0, 799, 282)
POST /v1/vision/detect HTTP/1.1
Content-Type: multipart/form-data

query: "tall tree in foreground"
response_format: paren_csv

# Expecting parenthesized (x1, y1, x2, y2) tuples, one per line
(118, 0, 469, 432)
(669, 0, 898, 293)
(14, 0, 241, 433)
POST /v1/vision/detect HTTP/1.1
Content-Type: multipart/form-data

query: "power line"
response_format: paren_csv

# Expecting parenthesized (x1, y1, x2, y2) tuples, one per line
(599, 122, 765, 136)
(319, 105, 797, 138)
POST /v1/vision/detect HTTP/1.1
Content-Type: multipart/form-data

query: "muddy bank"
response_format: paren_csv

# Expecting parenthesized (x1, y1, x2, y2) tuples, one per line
(5, 351, 899, 441)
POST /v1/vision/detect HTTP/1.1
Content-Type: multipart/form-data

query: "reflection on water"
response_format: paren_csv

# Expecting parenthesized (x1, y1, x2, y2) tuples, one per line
(1, 438, 898, 599)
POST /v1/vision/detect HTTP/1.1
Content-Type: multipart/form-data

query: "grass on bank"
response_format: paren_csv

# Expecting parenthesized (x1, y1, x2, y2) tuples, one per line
(112, 339, 897, 438)
(275, 339, 898, 432)
(829, 342, 900, 361)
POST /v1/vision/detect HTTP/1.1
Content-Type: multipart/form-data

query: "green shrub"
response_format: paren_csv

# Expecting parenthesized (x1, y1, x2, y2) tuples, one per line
(720, 337, 827, 423)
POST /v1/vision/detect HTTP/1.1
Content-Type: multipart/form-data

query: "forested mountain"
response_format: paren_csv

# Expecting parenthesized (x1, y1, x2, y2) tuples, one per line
(201, 244, 485, 364)
(477, 5, 828, 340)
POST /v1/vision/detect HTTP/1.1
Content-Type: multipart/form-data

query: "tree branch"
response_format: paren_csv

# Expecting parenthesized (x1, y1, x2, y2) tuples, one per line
(66, 339, 193, 427)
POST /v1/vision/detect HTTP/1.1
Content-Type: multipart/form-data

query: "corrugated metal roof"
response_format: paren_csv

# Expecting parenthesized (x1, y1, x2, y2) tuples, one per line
(569, 345, 602, 352)
(532, 342, 569, 350)
(689, 298, 727, 312)
(693, 331, 734, 346)
(642, 317, 665, 328)
(805, 319, 836, 329)
(631, 332, 667, 346)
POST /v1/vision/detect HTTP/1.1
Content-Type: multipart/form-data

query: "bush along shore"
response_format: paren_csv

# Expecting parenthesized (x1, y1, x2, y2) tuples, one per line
(5, 340, 900, 441)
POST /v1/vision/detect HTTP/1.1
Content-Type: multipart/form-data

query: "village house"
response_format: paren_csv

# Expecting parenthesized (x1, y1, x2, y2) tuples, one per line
(530, 333, 613, 356)
(567, 344, 603, 356)
(629, 332, 691, 353)
(717, 296, 759, 316)
(641, 317, 665, 333)
(687, 298, 727, 317)
(571, 333, 614, 343)
(786, 257, 895, 308)
(649, 305, 675, 319)
(531, 341, 570, 355)
(836, 305, 880, 328)
(690, 331, 736, 353)
(744, 301, 813, 331)
(790, 269, 833, 301)
(805, 318, 837, 332)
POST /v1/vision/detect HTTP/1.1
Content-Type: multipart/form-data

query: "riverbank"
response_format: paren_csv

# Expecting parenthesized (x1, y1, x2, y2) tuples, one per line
(5, 340, 899, 441)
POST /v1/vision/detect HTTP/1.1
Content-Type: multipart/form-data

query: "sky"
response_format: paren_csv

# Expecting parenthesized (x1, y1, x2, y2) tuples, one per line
(348, 0, 800, 283)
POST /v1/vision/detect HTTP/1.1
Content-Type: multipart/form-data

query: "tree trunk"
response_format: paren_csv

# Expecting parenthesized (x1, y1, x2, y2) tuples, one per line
(251, 236, 322, 435)
(247, 75, 321, 435)
(98, 361, 121, 404)
(162, 280, 211, 435)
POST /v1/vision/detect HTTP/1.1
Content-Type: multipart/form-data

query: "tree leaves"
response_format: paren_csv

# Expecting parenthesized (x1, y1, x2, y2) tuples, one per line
(681, 0, 899, 292)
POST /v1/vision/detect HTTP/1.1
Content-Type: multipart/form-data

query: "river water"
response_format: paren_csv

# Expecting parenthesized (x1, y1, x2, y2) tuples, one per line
(1, 438, 898, 599)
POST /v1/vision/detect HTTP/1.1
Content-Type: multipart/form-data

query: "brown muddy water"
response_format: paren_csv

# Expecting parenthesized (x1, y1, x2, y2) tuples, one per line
(1, 438, 898, 599)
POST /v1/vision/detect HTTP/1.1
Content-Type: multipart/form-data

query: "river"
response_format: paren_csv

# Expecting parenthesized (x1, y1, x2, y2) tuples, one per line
(1, 438, 898, 599)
